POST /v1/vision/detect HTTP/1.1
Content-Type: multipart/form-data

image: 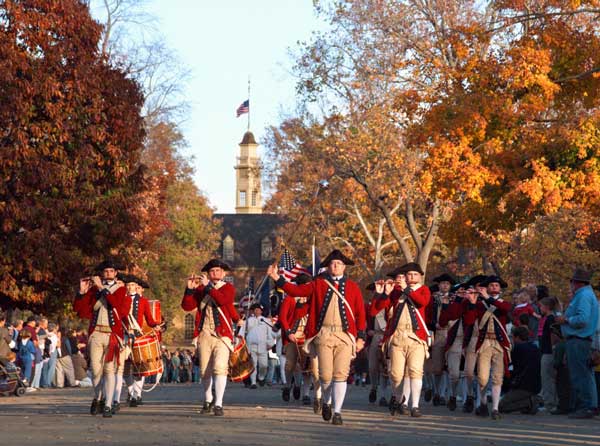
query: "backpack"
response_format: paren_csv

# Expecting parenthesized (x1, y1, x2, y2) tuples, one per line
(43, 337, 52, 359)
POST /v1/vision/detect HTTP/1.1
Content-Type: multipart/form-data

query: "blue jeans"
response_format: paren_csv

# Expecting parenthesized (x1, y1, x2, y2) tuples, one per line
(565, 338, 595, 412)
(41, 350, 58, 387)
(19, 354, 33, 382)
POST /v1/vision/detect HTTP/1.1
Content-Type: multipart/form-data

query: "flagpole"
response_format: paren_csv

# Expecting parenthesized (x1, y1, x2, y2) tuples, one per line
(247, 76, 251, 131)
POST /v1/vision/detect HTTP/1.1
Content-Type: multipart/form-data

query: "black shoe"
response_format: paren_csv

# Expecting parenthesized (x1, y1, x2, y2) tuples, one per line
(313, 398, 322, 414)
(258, 379, 265, 387)
(424, 389, 433, 402)
(379, 397, 388, 407)
(102, 406, 112, 418)
(322, 403, 332, 421)
(136, 397, 143, 406)
(463, 396, 474, 413)
(111, 402, 120, 414)
(282, 387, 291, 402)
(129, 398, 138, 408)
(439, 396, 446, 406)
(302, 395, 311, 405)
(213, 405, 224, 416)
(388, 395, 396, 410)
(368, 388, 377, 403)
(293, 385, 301, 400)
(201, 401, 214, 414)
(447, 396, 457, 411)
(475, 403, 489, 417)
(411, 407, 422, 418)
(491, 409, 501, 420)
(90, 399, 99, 415)
(399, 404, 410, 416)
(250, 384, 257, 389)
(332, 413, 343, 425)
(432, 394, 441, 406)
(98, 399, 106, 412)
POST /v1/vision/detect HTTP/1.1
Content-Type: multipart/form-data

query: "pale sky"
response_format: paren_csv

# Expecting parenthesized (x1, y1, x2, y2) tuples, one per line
(144, 1, 323, 212)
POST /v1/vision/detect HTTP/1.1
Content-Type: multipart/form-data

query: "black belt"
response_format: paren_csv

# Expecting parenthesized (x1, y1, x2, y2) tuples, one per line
(566, 335, 592, 342)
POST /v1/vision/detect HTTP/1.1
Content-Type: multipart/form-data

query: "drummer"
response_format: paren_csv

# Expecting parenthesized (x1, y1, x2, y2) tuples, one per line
(121, 274, 162, 408)
(181, 259, 239, 417)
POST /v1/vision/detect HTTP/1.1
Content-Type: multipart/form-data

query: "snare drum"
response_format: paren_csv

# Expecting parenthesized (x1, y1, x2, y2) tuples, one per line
(131, 334, 163, 377)
(228, 337, 254, 382)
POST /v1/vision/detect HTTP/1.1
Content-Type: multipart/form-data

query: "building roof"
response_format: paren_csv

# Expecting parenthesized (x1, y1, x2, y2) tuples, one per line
(240, 131, 257, 145)
(214, 213, 284, 269)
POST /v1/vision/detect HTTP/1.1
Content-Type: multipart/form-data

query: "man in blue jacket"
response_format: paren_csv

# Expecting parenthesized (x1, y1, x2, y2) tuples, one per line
(556, 268, 599, 418)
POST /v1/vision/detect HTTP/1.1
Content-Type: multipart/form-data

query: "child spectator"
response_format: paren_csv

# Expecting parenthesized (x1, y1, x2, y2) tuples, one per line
(17, 330, 36, 385)
(512, 289, 540, 327)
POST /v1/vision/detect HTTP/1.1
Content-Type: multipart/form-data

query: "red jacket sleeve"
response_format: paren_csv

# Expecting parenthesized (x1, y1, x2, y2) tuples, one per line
(74, 287, 97, 320)
(439, 300, 462, 327)
(105, 286, 130, 318)
(371, 293, 391, 315)
(353, 288, 367, 333)
(141, 299, 158, 327)
(407, 286, 431, 307)
(181, 287, 201, 312)
(280, 281, 315, 300)
(278, 296, 296, 333)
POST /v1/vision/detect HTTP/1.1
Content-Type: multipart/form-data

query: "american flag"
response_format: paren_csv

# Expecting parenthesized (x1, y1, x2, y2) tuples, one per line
(236, 99, 249, 117)
(278, 248, 310, 281)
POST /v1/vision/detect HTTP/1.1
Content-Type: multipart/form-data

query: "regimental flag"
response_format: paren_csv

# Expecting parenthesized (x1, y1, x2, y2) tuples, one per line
(278, 248, 310, 281)
(312, 245, 325, 277)
(236, 99, 249, 117)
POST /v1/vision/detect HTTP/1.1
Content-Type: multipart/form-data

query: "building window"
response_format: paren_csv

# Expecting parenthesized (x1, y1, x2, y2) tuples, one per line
(261, 236, 272, 261)
(184, 313, 195, 341)
(251, 190, 258, 207)
(239, 190, 246, 207)
(223, 235, 234, 262)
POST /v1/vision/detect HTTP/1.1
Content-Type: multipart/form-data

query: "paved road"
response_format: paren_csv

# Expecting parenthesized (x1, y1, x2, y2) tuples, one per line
(1, 383, 599, 446)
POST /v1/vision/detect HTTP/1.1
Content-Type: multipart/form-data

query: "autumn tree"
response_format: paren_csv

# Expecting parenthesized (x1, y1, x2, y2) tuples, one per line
(266, 0, 600, 281)
(0, 0, 148, 309)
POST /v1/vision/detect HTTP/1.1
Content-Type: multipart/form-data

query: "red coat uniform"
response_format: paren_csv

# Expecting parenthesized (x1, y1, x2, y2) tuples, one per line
(74, 284, 131, 363)
(371, 285, 431, 343)
(127, 294, 159, 328)
(278, 296, 309, 346)
(74, 284, 130, 339)
(181, 282, 239, 340)
(439, 298, 479, 351)
(474, 296, 512, 352)
(276, 275, 367, 341)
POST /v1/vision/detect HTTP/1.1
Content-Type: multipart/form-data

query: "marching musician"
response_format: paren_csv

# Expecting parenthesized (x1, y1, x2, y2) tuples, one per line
(473, 275, 511, 420)
(424, 273, 456, 407)
(240, 302, 275, 388)
(121, 274, 161, 408)
(365, 282, 389, 407)
(439, 281, 480, 412)
(74, 259, 131, 418)
(371, 263, 431, 418)
(181, 259, 239, 417)
(268, 249, 366, 426)
(278, 274, 322, 412)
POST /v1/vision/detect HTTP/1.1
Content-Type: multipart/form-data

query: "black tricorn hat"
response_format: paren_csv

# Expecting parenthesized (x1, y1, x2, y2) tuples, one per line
(319, 249, 354, 268)
(483, 275, 508, 289)
(250, 302, 264, 311)
(432, 273, 456, 285)
(386, 266, 406, 278)
(201, 259, 231, 272)
(119, 274, 149, 289)
(465, 274, 488, 288)
(450, 282, 466, 293)
(400, 262, 424, 275)
(96, 258, 124, 272)
(293, 274, 312, 285)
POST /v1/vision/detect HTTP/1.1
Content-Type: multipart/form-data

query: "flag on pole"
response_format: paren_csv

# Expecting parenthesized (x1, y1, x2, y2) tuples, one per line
(278, 248, 310, 281)
(312, 245, 326, 277)
(236, 99, 249, 117)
